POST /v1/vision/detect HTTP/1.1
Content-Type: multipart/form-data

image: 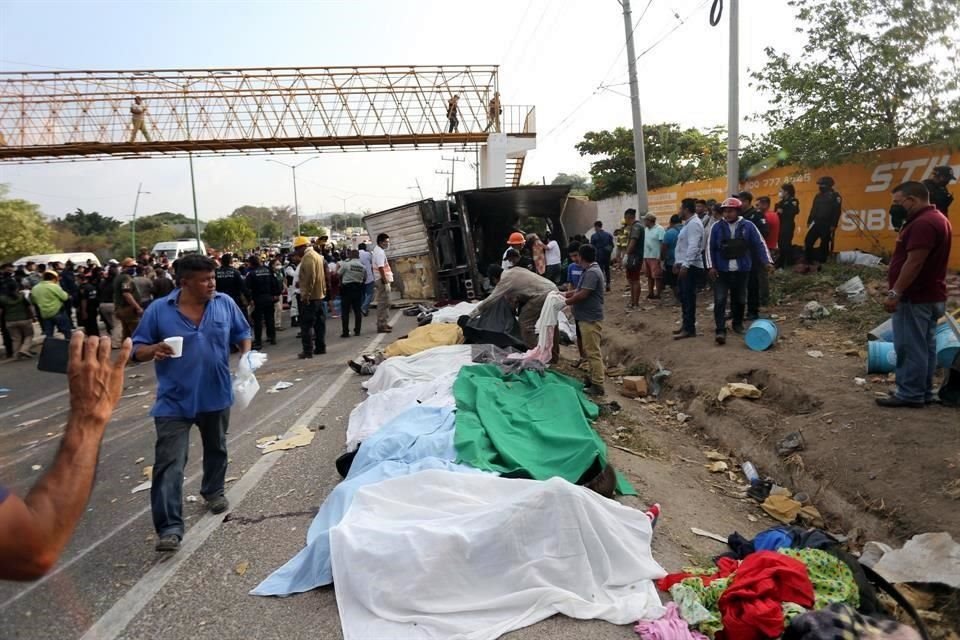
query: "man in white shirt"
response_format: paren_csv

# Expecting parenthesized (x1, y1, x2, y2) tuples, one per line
(357, 242, 375, 316)
(284, 254, 300, 327)
(673, 199, 705, 340)
(642, 213, 665, 299)
(128, 96, 151, 143)
(372, 233, 393, 333)
(543, 233, 562, 283)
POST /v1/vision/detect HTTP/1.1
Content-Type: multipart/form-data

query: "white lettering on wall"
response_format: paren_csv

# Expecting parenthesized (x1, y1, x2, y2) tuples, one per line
(841, 209, 894, 232)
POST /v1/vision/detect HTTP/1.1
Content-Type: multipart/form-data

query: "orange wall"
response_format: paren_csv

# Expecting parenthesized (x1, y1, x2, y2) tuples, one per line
(644, 144, 959, 269)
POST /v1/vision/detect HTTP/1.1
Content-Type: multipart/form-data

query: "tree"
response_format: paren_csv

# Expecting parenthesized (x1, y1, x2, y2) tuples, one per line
(203, 217, 256, 252)
(576, 124, 727, 200)
(299, 221, 328, 237)
(750, 0, 960, 167)
(260, 220, 283, 241)
(61, 208, 121, 236)
(550, 173, 592, 194)
(0, 186, 55, 262)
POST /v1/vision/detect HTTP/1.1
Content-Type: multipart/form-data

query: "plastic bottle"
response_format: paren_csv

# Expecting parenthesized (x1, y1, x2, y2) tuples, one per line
(741, 461, 760, 485)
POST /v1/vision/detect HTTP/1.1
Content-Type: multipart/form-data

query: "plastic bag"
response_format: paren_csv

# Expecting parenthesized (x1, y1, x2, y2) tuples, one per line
(233, 351, 268, 410)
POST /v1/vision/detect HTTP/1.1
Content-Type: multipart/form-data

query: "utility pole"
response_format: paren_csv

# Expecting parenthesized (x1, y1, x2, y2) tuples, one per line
(408, 178, 425, 200)
(726, 0, 740, 196)
(441, 155, 466, 193)
(266, 156, 318, 236)
(131, 183, 150, 257)
(183, 87, 202, 251)
(621, 0, 650, 212)
(435, 169, 453, 195)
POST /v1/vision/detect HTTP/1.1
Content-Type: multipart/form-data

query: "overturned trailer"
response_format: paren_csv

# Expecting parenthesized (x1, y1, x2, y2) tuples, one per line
(362, 185, 572, 302)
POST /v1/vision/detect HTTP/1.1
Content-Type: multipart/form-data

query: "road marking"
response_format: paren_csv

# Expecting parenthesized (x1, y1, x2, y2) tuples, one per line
(77, 313, 399, 640)
(0, 388, 69, 421)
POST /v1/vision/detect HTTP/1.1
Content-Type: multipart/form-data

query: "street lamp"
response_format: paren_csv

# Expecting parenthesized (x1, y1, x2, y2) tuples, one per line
(131, 183, 150, 257)
(265, 156, 320, 236)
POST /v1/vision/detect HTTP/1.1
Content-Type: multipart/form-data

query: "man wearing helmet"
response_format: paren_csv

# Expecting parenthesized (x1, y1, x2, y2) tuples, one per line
(803, 176, 843, 269)
(705, 197, 772, 345)
(923, 165, 955, 219)
(501, 232, 527, 270)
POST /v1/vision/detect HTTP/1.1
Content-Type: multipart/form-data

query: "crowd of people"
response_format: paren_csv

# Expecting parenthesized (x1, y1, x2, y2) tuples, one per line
(0, 233, 393, 362)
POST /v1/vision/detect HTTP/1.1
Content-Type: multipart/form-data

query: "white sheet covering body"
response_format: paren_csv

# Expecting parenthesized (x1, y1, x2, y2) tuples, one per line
(431, 301, 480, 323)
(331, 471, 666, 640)
(345, 371, 457, 451)
(362, 344, 475, 395)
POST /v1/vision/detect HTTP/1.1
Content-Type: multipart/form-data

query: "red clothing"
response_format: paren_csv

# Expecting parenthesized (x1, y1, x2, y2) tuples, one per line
(888, 205, 953, 303)
(763, 211, 780, 250)
(656, 556, 739, 591)
(717, 551, 814, 640)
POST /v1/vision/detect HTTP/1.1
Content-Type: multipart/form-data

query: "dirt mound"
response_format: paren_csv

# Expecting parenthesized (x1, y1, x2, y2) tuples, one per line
(728, 368, 822, 415)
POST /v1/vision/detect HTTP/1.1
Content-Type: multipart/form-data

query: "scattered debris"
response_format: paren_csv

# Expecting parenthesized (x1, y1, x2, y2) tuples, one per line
(705, 461, 729, 473)
(122, 390, 150, 399)
(131, 480, 152, 494)
(691, 528, 728, 544)
(650, 362, 671, 398)
(858, 541, 893, 568)
(185, 495, 198, 503)
(676, 412, 690, 424)
(31, 464, 41, 471)
(806, 350, 824, 359)
(258, 425, 315, 454)
(234, 560, 249, 576)
(836, 276, 868, 304)
(225, 476, 240, 484)
(134, 456, 145, 464)
(266, 381, 294, 393)
(801, 300, 831, 320)
(142, 465, 153, 480)
(717, 383, 762, 402)
(854, 377, 867, 386)
(761, 494, 803, 524)
(620, 376, 648, 399)
(776, 431, 805, 457)
(873, 532, 960, 588)
(128, 374, 144, 379)
(705, 450, 728, 461)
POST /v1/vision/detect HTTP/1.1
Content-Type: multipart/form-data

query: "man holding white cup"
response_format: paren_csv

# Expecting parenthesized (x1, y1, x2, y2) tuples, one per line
(131, 254, 252, 553)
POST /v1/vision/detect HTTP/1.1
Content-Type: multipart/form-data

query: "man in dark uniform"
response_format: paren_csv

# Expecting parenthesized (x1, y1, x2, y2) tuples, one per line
(923, 165, 955, 219)
(245, 255, 281, 350)
(215, 254, 249, 325)
(803, 176, 842, 269)
(774, 183, 800, 268)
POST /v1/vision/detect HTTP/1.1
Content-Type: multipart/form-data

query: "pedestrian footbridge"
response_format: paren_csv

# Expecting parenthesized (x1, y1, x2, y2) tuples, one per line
(0, 65, 535, 187)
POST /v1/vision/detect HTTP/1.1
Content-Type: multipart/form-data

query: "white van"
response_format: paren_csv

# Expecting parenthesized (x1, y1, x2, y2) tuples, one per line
(151, 239, 206, 261)
(14, 252, 101, 268)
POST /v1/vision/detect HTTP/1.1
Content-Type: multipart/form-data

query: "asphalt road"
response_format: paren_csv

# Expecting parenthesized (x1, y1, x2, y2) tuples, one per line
(0, 309, 670, 640)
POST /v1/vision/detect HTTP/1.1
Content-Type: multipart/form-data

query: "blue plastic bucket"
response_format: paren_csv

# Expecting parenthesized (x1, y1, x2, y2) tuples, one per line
(936, 323, 960, 369)
(745, 319, 779, 351)
(867, 341, 897, 373)
(868, 318, 894, 342)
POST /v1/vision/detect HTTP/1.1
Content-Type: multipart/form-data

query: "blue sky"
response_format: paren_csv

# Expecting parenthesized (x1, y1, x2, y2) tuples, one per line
(0, 0, 799, 223)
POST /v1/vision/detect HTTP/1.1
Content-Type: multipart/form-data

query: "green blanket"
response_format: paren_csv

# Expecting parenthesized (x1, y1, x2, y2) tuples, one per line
(453, 364, 636, 495)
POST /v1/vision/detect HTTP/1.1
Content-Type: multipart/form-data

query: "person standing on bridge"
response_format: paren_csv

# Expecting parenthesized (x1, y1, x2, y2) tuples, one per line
(447, 95, 460, 133)
(128, 96, 151, 143)
(131, 254, 251, 553)
(485, 92, 502, 133)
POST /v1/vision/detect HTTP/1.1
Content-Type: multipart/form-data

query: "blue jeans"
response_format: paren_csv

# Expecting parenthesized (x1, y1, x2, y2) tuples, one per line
(892, 301, 945, 403)
(713, 271, 748, 335)
(41, 308, 73, 338)
(678, 267, 701, 334)
(151, 409, 230, 538)
(361, 282, 374, 314)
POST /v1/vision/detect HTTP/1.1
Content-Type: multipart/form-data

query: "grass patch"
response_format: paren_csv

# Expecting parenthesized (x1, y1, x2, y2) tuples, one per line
(769, 263, 884, 306)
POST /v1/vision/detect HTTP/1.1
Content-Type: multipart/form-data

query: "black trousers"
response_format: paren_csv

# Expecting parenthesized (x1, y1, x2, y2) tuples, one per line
(776, 225, 795, 268)
(251, 296, 276, 346)
(747, 266, 769, 317)
(340, 283, 363, 336)
(1, 316, 12, 357)
(299, 298, 326, 354)
(713, 271, 749, 335)
(82, 305, 101, 336)
(804, 224, 833, 264)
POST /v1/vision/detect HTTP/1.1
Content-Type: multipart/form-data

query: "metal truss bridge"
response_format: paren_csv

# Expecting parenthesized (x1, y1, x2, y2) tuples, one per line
(0, 65, 535, 185)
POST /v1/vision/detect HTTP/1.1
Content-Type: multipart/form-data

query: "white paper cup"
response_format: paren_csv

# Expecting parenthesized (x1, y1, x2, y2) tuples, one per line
(163, 336, 184, 358)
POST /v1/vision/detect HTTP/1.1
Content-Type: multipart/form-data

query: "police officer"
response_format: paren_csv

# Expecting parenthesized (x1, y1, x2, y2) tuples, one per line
(245, 255, 281, 350)
(803, 176, 842, 270)
(923, 165, 955, 219)
(215, 254, 249, 324)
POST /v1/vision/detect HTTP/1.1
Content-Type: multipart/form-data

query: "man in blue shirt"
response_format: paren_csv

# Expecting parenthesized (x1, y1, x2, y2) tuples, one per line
(590, 221, 614, 291)
(132, 254, 252, 553)
(565, 243, 584, 290)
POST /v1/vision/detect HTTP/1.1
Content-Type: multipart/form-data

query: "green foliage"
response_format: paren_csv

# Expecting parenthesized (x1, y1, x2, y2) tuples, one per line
(61, 208, 121, 236)
(750, 0, 960, 167)
(321, 213, 364, 231)
(550, 173, 592, 194)
(299, 221, 329, 237)
(232, 204, 296, 237)
(576, 124, 727, 200)
(141, 211, 192, 225)
(203, 217, 256, 252)
(0, 185, 55, 261)
(260, 220, 283, 241)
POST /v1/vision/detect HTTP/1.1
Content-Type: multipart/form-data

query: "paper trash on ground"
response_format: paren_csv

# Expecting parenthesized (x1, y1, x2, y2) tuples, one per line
(258, 425, 314, 454)
(131, 480, 152, 494)
(872, 532, 960, 588)
(717, 383, 762, 402)
(266, 381, 294, 393)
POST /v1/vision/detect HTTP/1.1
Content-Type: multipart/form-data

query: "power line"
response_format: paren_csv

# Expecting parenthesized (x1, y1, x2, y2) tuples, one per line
(500, 0, 535, 64)
(635, 0, 711, 60)
(508, 0, 555, 70)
